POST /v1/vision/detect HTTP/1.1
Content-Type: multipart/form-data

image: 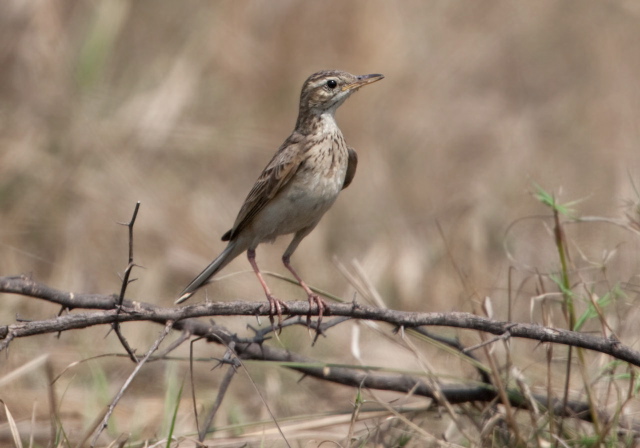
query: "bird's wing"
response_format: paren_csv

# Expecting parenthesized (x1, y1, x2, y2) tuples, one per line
(342, 147, 358, 190)
(222, 135, 304, 242)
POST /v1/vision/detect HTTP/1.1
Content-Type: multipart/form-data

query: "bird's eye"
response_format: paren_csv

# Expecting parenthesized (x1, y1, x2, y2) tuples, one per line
(326, 79, 338, 89)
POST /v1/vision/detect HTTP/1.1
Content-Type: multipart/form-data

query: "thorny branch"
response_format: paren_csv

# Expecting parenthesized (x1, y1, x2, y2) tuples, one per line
(1, 274, 639, 434)
(112, 201, 142, 362)
(1, 275, 637, 367)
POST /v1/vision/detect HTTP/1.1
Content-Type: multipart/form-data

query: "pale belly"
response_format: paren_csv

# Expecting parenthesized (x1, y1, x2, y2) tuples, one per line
(247, 152, 347, 243)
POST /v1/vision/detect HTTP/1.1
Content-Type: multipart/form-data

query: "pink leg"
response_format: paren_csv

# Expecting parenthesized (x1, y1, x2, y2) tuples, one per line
(282, 255, 328, 327)
(248, 249, 285, 327)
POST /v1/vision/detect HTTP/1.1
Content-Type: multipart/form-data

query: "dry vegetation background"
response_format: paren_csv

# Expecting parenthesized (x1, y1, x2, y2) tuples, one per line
(2, 0, 640, 446)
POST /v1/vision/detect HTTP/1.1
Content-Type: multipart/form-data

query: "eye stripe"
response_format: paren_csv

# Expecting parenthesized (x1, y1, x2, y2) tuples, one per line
(309, 79, 330, 89)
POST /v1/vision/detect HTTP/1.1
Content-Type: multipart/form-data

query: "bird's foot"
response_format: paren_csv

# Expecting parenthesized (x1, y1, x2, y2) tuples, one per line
(307, 294, 330, 330)
(266, 294, 287, 332)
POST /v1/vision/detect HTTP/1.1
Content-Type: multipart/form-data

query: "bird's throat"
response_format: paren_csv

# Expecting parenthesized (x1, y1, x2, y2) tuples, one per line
(296, 110, 339, 137)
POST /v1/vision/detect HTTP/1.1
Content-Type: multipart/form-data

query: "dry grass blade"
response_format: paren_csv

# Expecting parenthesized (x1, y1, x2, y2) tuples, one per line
(29, 401, 37, 448)
(0, 354, 48, 387)
(372, 398, 465, 448)
(1, 400, 23, 448)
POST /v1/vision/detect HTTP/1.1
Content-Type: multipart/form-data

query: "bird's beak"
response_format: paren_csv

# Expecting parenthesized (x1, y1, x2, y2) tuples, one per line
(342, 73, 384, 92)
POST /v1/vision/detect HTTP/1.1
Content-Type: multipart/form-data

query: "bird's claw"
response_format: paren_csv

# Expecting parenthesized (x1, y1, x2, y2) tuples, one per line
(266, 294, 286, 333)
(307, 294, 329, 331)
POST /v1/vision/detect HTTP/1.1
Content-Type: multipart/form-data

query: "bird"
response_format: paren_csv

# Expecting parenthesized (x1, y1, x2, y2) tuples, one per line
(176, 69, 384, 326)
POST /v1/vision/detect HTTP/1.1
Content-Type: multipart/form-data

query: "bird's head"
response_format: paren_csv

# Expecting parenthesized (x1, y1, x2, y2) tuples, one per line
(298, 70, 384, 120)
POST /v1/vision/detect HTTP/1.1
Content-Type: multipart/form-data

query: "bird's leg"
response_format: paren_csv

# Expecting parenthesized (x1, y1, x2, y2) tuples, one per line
(282, 255, 329, 328)
(247, 249, 285, 328)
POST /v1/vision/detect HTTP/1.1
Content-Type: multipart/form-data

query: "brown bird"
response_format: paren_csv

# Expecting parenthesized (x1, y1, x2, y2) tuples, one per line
(176, 70, 384, 324)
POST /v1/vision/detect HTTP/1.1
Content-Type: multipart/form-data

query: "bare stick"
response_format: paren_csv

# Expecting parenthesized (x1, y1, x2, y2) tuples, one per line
(90, 320, 173, 447)
(199, 364, 237, 441)
(112, 201, 142, 362)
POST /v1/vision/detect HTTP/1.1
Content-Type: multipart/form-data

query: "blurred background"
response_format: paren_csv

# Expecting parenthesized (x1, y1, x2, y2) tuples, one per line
(2, 0, 640, 444)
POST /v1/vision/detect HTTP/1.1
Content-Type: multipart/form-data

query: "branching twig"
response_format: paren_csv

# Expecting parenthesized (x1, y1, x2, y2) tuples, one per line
(199, 360, 237, 441)
(112, 201, 142, 362)
(90, 320, 173, 447)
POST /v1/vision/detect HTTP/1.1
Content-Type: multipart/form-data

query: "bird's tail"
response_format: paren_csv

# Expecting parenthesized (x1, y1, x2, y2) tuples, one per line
(175, 240, 244, 304)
